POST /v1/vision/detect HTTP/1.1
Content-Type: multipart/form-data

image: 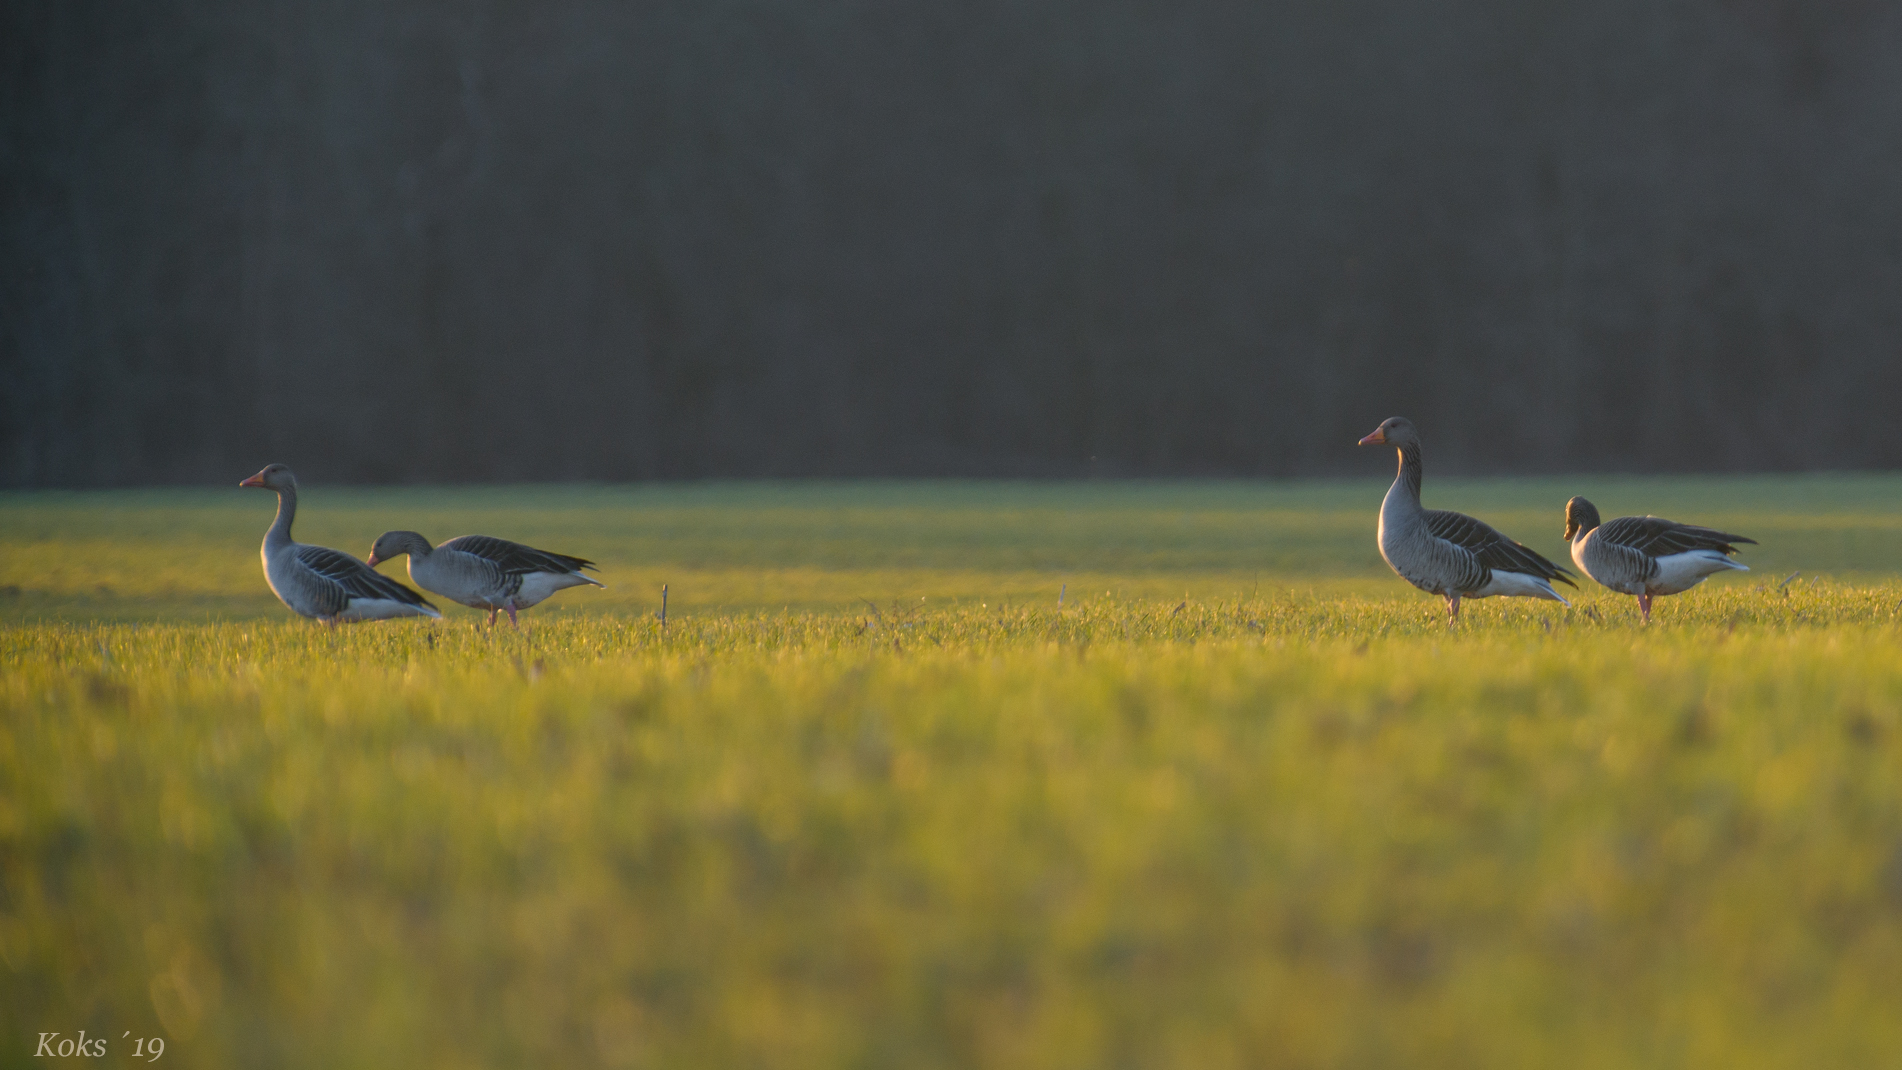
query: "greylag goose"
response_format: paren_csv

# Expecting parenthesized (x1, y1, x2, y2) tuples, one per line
(238, 465, 440, 622)
(1357, 417, 1576, 619)
(1563, 497, 1754, 623)
(365, 531, 604, 626)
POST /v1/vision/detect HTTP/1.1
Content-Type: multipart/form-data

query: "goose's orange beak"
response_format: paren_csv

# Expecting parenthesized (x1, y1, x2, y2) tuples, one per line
(1357, 429, 1387, 446)
(365, 552, 383, 568)
(238, 473, 267, 487)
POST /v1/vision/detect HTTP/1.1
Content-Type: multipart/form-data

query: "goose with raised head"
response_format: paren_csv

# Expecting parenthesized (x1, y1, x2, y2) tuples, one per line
(238, 465, 440, 623)
(366, 531, 604, 627)
(1563, 497, 1754, 623)
(1357, 417, 1575, 620)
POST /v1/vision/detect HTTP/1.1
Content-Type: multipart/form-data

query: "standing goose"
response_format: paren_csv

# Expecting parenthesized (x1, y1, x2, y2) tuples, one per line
(239, 464, 440, 622)
(366, 531, 604, 626)
(1563, 497, 1754, 623)
(1358, 417, 1576, 619)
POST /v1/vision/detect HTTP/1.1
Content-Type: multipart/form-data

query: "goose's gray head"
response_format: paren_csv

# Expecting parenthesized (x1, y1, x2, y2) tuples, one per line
(1564, 496, 1601, 542)
(365, 530, 431, 568)
(1357, 417, 1420, 449)
(238, 463, 296, 492)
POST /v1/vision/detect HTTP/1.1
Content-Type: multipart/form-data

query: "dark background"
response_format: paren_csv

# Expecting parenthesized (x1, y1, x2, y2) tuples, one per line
(6, 0, 1901, 486)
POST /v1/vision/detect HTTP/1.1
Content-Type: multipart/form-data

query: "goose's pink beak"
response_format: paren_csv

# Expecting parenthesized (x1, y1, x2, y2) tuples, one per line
(365, 552, 383, 568)
(238, 473, 267, 488)
(1357, 430, 1387, 446)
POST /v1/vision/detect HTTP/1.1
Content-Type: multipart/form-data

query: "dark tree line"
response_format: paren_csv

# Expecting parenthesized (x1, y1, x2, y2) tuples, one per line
(5, 0, 1901, 486)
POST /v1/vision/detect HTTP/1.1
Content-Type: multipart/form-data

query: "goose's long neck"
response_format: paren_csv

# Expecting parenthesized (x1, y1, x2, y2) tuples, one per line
(1385, 444, 1425, 518)
(265, 486, 297, 550)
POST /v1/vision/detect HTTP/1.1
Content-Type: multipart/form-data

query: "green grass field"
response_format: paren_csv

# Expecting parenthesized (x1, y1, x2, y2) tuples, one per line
(6, 477, 1902, 1068)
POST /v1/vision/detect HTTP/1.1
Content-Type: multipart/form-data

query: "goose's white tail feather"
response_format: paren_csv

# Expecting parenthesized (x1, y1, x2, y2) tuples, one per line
(341, 598, 442, 622)
(1652, 550, 1748, 595)
(512, 571, 602, 608)
(1476, 570, 1571, 605)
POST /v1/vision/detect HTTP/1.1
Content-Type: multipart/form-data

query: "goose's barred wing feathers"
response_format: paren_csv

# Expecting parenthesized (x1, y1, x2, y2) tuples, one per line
(440, 535, 597, 576)
(296, 545, 436, 608)
(1424, 509, 1578, 587)
(1596, 516, 1755, 557)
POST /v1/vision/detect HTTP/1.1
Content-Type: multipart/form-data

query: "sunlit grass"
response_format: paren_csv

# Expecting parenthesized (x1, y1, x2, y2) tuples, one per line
(4, 479, 1902, 1067)
(5, 474, 1898, 620)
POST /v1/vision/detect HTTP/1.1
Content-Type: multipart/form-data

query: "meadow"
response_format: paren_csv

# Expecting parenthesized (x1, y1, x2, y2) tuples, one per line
(5, 476, 1902, 1068)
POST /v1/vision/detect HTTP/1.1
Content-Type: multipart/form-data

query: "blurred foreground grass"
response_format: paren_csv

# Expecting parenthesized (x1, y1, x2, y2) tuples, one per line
(5, 479, 1902, 1067)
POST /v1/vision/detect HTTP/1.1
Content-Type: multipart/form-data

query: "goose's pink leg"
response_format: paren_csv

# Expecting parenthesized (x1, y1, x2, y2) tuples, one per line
(487, 606, 499, 627)
(505, 600, 519, 629)
(1638, 591, 1652, 624)
(1444, 592, 1461, 622)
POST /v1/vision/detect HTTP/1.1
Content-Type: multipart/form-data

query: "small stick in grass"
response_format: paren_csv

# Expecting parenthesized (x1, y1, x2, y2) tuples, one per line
(659, 584, 668, 628)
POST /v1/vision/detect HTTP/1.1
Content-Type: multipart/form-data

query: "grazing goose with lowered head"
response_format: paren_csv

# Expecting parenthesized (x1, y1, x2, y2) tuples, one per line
(1564, 497, 1754, 623)
(366, 531, 604, 627)
(239, 464, 440, 623)
(1358, 417, 1576, 619)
